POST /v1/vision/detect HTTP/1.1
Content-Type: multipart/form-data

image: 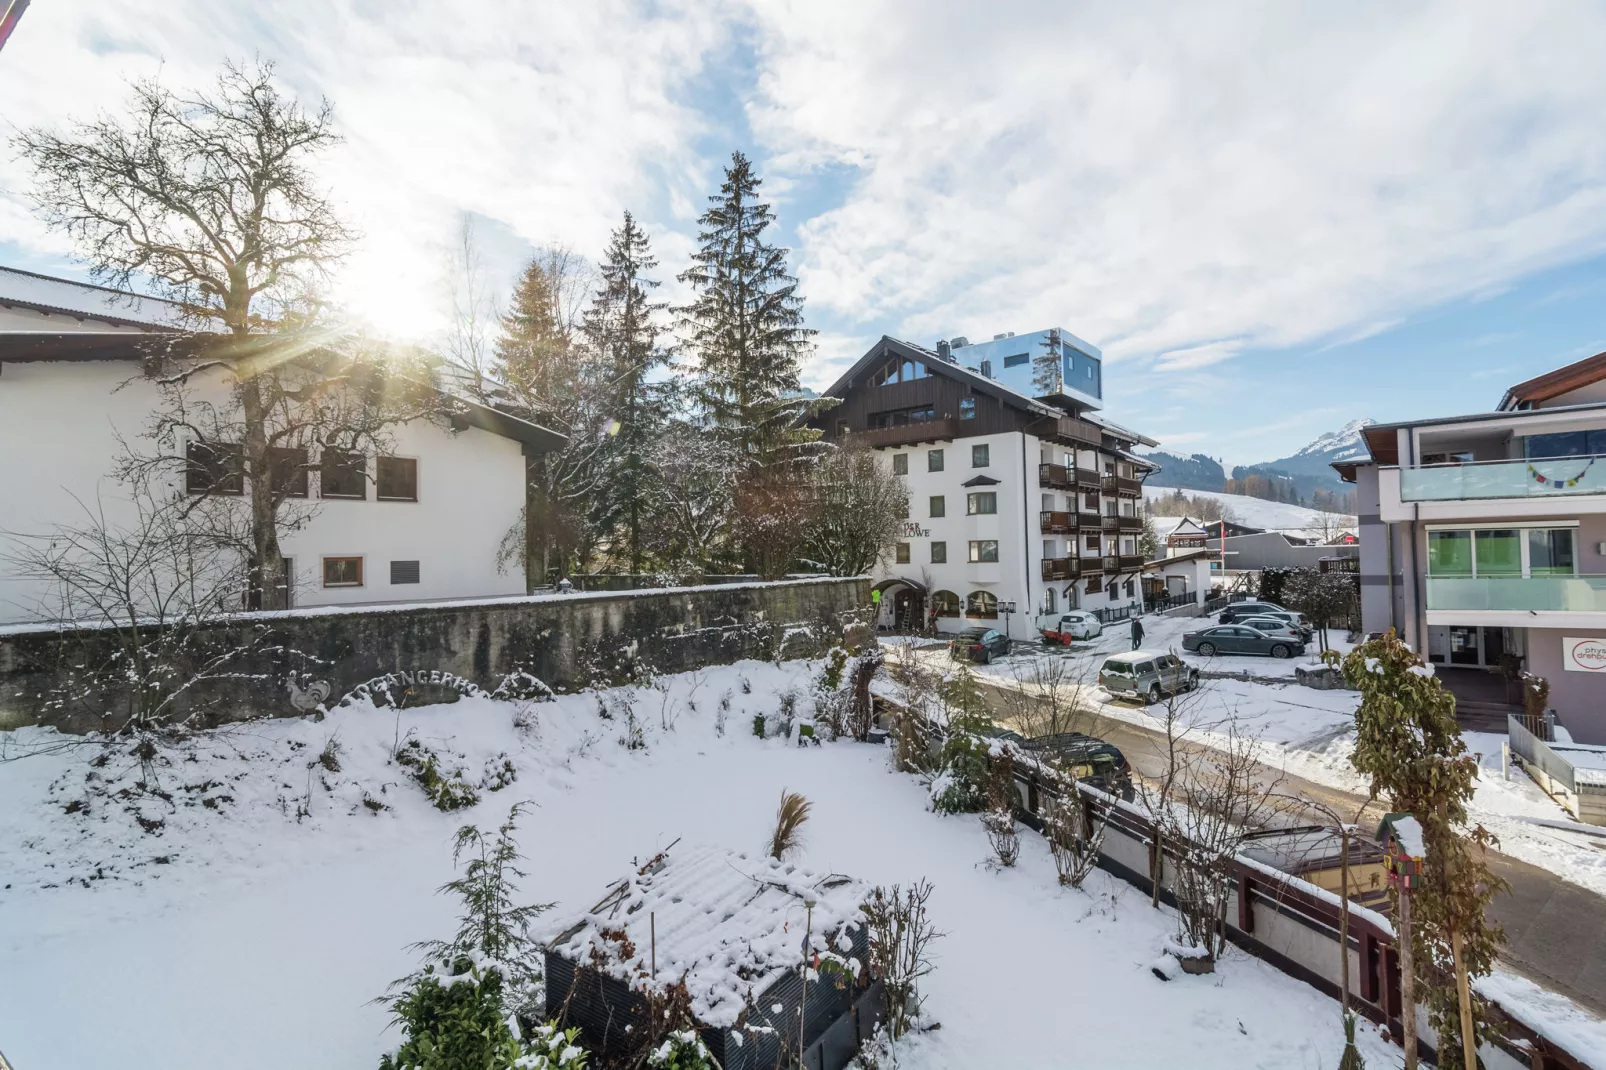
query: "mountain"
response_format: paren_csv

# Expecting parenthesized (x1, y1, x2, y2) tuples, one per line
(1139, 450, 1226, 492)
(1230, 419, 1374, 510)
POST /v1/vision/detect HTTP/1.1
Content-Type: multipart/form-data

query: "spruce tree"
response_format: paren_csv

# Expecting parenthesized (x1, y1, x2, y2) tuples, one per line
(678, 151, 822, 472)
(583, 212, 669, 574)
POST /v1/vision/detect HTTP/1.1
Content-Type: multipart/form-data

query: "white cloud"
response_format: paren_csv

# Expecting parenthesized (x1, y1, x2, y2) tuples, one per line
(749, 0, 1606, 372)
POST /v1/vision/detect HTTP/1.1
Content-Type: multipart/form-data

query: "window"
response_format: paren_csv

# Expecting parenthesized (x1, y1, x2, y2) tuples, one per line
(320, 449, 367, 499)
(959, 397, 976, 420)
(895, 542, 911, 564)
(932, 590, 961, 617)
(1474, 529, 1520, 576)
(834, 419, 850, 438)
(1083, 492, 1099, 510)
(377, 457, 418, 502)
(967, 492, 997, 515)
(270, 446, 309, 498)
(1427, 530, 1472, 575)
(968, 539, 999, 563)
(1523, 430, 1606, 459)
(869, 406, 937, 428)
(891, 453, 909, 475)
(1084, 534, 1101, 552)
(929, 495, 946, 518)
(1042, 587, 1057, 613)
(928, 449, 945, 472)
(930, 541, 947, 563)
(1003, 353, 1029, 368)
(972, 444, 990, 467)
(868, 357, 930, 387)
(390, 560, 421, 585)
(1106, 580, 1119, 599)
(185, 441, 243, 495)
(1529, 529, 1576, 576)
(1123, 579, 1135, 597)
(966, 590, 998, 618)
(322, 556, 363, 587)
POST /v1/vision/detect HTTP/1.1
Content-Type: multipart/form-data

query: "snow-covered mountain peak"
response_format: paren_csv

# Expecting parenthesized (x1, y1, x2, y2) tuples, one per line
(1294, 418, 1375, 459)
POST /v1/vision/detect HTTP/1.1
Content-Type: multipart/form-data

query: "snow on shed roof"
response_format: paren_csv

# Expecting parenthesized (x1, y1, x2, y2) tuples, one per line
(0, 265, 188, 329)
(546, 844, 868, 1029)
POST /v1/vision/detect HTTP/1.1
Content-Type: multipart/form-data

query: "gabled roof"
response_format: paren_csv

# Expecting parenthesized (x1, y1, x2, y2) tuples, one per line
(962, 474, 1002, 487)
(0, 331, 567, 453)
(822, 334, 1062, 419)
(0, 265, 188, 330)
(1499, 350, 1606, 411)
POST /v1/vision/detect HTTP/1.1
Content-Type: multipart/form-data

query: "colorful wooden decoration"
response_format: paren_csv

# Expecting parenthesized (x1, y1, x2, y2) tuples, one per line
(1377, 812, 1425, 890)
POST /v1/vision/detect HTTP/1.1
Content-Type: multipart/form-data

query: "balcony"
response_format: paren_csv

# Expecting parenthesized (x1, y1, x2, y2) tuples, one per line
(1100, 514, 1119, 532)
(1074, 467, 1102, 491)
(1400, 455, 1606, 502)
(842, 416, 960, 450)
(1038, 462, 1071, 489)
(1040, 510, 1074, 534)
(1101, 474, 1143, 498)
(1426, 574, 1606, 613)
(1119, 554, 1145, 571)
(1117, 515, 1144, 533)
(1041, 557, 1078, 581)
(1076, 510, 1102, 529)
(1081, 556, 1105, 575)
(1101, 555, 1121, 573)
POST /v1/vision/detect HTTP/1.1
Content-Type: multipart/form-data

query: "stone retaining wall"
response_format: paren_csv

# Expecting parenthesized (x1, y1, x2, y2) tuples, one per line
(0, 577, 870, 734)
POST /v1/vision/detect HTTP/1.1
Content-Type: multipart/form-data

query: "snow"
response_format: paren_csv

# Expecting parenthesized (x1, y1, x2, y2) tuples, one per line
(1294, 418, 1375, 462)
(0, 265, 188, 328)
(1143, 486, 1355, 533)
(1387, 815, 1426, 860)
(0, 656, 1418, 1070)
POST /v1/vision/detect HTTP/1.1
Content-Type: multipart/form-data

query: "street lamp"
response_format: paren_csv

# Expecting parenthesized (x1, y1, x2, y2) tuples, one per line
(1000, 599, 1017, 641)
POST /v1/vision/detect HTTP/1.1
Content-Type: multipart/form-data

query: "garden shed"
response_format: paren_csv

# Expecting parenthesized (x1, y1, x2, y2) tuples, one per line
(543, 844, 883, 1070)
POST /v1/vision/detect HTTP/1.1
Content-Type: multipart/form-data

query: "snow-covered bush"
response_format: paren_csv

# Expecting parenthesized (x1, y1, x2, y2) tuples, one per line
(521, 1022, 590, 1069)
(395, 738, 481, 812)
(1043, 791, 1106, 888)
(927, 719, 991, 815)
(378, 960, 527, 1070)
(862, 880, 942, 1040)
(980, 808, 1019, 867)
(481, 754, 517, 793)
(647, 1029, 714, 1069)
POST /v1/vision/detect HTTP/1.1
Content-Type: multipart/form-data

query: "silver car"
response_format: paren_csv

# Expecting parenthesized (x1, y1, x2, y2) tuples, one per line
(1098, 650, 1199, 704)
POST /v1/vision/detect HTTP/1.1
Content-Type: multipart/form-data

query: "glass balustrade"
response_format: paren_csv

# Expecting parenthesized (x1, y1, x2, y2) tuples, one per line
(1401, 456, 1606, 501)
(1425, 574, 1606, 612)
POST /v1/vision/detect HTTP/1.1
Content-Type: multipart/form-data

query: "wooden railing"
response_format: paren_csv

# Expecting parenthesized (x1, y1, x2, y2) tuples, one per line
(1074, 467, 1102, 490)
(1076, 510, 1102, 529)
(1038, 462, 1071, 489)
(1041, 557, 1077, 581)
(1117, 515, 1144, 533)
(1102, 474, 1142, 497)
(841, 416, 959, 449)
(1039, 510, 1073, 534)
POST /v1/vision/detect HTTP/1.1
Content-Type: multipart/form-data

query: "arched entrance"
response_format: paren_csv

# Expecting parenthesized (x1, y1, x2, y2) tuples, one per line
(872, 578, 927, 632)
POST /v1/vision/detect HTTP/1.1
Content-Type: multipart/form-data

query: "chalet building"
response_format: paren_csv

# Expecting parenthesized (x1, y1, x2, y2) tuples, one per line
(1159, 516, 1210, 552)
(0, 267, 564, 624)
(814, 330, 1157, 638)
(1339, 351, 1606, 741)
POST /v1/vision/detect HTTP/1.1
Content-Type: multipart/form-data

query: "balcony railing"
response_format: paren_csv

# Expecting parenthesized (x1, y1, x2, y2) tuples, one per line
(1117, 515, 1144, 533)
(1426, 574, 1606, 613)
(1081, 556, 1105, 574)
(1102, 555, 1121, 573)
(1100, 514, 1119, 532)
(1074, 467, 1102, 490)
(842, 416, 960, 450)
(1119, 554, 1146, 571)
(1039, 463, 1071, 489)
(1400, 455, 1606, 502)
(1041, 557, 1078, 581)
(1076, 510, 1102, 529)
(1040, 510, 1073, 534)
(1101, 474, 1143, 497)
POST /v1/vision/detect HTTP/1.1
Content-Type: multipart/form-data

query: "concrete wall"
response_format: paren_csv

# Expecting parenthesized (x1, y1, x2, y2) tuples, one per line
(0, 577, 870, 734)
(0, 359, 528, 623)
(1527, 626, 1606, 743)
(1211, 531, 1360, 572)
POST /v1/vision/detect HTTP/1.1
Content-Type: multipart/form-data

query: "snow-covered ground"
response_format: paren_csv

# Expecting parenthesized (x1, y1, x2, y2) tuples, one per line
(1, 658, 1421, 1070)
(1144, 485, 1355, 533)
(934, 614, 1606, 900)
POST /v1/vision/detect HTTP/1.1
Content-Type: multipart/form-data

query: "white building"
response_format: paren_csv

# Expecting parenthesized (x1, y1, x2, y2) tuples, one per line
(815, 333, 1157, 639)
(0, 268, 564, 624)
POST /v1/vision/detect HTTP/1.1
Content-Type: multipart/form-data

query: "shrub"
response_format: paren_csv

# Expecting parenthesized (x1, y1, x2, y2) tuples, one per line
(928, 714, 993, 815)
(648, 1030, 714, 1069)
(396, 739, 481, 812)
(378, 961, 526, 1070)
(752, 713, 766, 739)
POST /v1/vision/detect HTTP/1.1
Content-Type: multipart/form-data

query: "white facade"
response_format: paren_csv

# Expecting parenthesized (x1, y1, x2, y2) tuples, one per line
(873, 431, 1148, 640)
(0, 345, 536, 625)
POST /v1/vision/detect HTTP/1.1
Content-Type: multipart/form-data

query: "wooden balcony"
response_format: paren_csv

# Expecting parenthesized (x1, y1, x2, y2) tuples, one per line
(1081, 556, 1105, 575)
(1102, 555, 1121, 573)
(1076, 510, 1102, 529)
(1117, 515, 1144, 533)
(1038, 462, 1071, 489)
(842, 416, 959, 449)
(1114, 554, 1145, 572)
(1040, 510, 1073, 534)
(1100, 514, 1119, 532)
(1101, 474, 1143, 497)
(1041, 557, 1078, 581)
(1026, 415, 1104, 449)
(1074, 467, 1102, 490)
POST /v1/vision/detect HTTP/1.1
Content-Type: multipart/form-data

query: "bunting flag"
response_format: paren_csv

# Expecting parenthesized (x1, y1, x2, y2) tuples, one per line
(1527, 455, 1596, 488)
(0, 0, 30, 54)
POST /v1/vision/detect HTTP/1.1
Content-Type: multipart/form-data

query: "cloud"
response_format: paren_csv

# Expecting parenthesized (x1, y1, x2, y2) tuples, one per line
(747, 0, 1606, 371)
(1153, 340, 1243, 372)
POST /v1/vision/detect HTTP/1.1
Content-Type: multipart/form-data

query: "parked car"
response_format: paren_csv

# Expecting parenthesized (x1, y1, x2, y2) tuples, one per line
(1234, 615, 1307, 642)
(1037, 610, 1104, 645)
(1251, 609, 1315, 640)
(950, 627, 1011, 664)
(988, 727, 1135, 800)
(1217, 600, 1290, 624)
(1097, 650, 1199, 704)
(1183, 624, 1305, 659)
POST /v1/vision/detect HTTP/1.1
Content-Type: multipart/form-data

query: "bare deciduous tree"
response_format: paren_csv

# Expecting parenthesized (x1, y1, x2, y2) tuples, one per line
(801, 447, 909, 577)
(862, 880, 943, 1039)
(18, 60, 362, 610)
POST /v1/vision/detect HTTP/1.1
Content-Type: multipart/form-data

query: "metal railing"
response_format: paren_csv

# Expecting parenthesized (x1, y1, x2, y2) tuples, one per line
(1425, 574, 1606, 613)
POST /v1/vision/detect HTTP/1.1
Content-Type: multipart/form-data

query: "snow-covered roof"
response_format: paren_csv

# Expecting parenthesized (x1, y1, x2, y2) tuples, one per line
(0, 265, 187, 330)
(1082, 410, 1160, 448)
(546, 844, 868, 1029)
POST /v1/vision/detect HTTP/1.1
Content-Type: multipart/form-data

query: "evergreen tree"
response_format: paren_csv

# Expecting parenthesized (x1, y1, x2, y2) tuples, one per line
(584, 212, 669, 573)
(678, 151, 823, 472)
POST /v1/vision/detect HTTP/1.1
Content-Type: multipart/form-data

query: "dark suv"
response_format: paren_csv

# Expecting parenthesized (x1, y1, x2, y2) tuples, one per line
(990, 728, 1135, 800)
(949, 627, 1011, 664)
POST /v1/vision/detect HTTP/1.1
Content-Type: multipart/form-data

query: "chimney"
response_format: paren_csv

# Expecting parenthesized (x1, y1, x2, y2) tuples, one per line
(980, 359, 993, 378)
(936, 340, 952, 361)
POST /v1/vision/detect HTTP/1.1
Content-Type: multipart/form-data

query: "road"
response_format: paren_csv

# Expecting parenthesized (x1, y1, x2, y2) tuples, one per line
(978, 677, 1606, 1018)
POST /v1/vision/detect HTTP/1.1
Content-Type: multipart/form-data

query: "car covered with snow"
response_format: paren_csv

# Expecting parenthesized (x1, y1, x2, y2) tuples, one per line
(1036, 610, 1103, 645)
(1097, 650, 1198, 704)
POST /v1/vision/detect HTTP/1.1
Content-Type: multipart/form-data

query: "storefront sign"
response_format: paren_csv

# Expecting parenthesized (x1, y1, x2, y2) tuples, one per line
(1562, 637, 1606, 673)
(900, 522, 930, 538)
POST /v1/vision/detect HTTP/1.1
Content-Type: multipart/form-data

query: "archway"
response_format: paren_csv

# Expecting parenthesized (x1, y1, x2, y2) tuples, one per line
(871, 577, 927, 632)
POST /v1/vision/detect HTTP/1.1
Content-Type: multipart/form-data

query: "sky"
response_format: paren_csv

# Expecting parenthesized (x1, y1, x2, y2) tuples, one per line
(3, 1, 1606, 468)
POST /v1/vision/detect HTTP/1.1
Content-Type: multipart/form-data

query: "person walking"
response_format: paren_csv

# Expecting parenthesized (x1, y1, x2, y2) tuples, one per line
(1130, 615, 1145, 650)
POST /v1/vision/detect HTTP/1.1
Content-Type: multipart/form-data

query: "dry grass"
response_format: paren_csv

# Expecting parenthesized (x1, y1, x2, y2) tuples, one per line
(768, 789, 812, 860)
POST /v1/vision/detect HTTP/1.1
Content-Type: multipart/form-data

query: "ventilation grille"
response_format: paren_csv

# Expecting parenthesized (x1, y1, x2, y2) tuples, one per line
(390, 560, 420, 585)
